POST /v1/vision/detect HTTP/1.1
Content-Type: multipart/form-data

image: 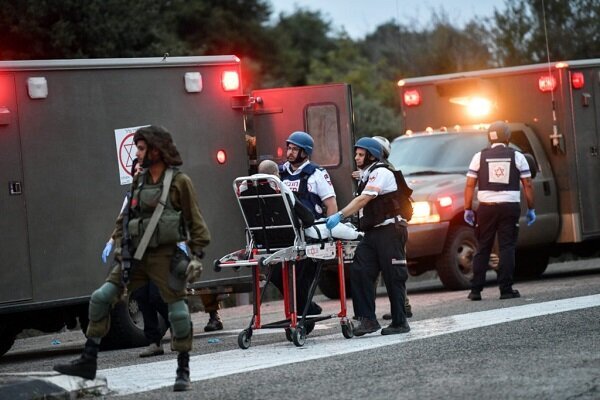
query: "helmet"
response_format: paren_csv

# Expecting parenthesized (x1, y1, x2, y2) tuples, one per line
(487, 121, 511, 144)
(372, 136, 391, 159)
(355, 137, 383, 161)
(286, 131, 314, 156)
(134, 125, 182, 166)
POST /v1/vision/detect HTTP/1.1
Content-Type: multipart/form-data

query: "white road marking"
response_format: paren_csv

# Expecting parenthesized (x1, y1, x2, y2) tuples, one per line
(100, 294, 600, 396)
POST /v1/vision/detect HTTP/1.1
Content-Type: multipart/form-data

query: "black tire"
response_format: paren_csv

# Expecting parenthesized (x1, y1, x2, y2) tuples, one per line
(0, 324, 19, 358)
(436, 226, 477, 290)
(317, 264, 351, 300)
(341, 321, 354, 339)
(515, 247, 550, 279)
(238, 329, 252, 349)
(101, 295, 167, 350)
(285, 328, 293, 342)
(292, 326, 306, 347)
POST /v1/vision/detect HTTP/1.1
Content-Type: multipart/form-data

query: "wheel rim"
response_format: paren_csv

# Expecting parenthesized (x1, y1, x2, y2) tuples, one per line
(128, 297, 145, 330)
(456, 239, 476, 278)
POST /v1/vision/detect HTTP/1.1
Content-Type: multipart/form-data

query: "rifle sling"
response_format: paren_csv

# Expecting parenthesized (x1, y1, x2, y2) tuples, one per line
(133, 168, 174, 260)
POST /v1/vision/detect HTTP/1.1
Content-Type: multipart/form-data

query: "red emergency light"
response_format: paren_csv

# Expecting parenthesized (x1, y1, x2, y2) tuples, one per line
(403, 89, 421, 106)
(571, 72, 585, 89)
(216, 149, 227, 164)
(277, 146, 283, 158)
(222, 71, 240, 91)
(538, 75, 556, 92)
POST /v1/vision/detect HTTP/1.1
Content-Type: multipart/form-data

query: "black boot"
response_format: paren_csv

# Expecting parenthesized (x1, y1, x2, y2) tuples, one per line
(173, 352, 192, 391)
(53, 339, 98, 380)
(204, 311, 223, 332)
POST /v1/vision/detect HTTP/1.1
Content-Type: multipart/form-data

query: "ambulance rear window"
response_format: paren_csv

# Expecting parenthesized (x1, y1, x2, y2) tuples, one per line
(306, 103, 341, 167)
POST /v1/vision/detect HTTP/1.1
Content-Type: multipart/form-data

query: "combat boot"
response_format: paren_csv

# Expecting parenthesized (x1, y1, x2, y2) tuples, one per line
(173, 352, 192, 391)
(204, 311, 223, 332)
(53, 339, 98, 380)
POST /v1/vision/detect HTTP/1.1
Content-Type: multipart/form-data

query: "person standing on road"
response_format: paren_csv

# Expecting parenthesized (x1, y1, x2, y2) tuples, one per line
(54, 125, 210, 391)
(370, 136, 413, 321)
(274, 131, 338, 329)
(464, 121, 536, 300)
(327, 137, 410, 336)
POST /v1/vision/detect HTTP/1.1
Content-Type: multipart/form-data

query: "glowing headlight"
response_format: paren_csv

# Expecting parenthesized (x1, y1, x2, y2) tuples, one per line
(408, 201, 440, 224)
(467, 97, 492, 117)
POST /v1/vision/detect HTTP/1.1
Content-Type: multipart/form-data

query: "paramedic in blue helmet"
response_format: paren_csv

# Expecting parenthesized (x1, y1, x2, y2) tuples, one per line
(327, 137, 410, 336)
(275, 131, 338, 329)
(464, 121, 536, 301)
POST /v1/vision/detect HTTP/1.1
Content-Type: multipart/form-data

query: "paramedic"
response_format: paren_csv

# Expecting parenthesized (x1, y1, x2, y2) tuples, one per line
(277, 131, 338, 320)
(54, 125, 210, 392)
(327, 137, 410, 336)
(464, 121, 536, 300)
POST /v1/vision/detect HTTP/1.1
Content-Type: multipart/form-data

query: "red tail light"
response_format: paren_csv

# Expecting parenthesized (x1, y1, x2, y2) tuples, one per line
(221, 71, 240, 91)
(538, 75, 556, 92)
(403, 89, 421, 106)
(571, 72, 584, 89)
(216, 149, 227, 164)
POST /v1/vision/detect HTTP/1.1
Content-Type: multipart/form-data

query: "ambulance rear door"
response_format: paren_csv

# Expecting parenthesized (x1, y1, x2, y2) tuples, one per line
(248, 84, 355, 207)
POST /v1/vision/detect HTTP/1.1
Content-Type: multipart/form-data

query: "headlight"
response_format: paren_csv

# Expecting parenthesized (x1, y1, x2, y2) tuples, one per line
(408, 201, 440, 224)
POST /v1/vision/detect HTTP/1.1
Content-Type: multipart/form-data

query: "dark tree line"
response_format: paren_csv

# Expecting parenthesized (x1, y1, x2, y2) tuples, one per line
(1, 0, 598, 138)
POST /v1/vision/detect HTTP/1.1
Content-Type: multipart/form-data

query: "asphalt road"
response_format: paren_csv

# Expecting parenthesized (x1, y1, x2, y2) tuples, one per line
(1, 258, 599, 399)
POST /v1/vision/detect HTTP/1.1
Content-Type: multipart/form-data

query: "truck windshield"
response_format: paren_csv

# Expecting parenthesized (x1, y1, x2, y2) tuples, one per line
(389, 132, 488, 176)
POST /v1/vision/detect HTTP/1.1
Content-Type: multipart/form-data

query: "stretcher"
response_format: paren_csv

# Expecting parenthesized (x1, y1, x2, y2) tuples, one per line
(214, 174, 359, 348)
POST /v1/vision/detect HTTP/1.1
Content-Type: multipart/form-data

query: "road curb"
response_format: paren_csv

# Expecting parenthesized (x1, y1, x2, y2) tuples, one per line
(0, 372, 108, 399)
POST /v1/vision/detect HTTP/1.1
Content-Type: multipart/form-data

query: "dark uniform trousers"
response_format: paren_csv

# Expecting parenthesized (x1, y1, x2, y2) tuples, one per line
(351, 222, 408, 325)
(132, 282, 170, 345)
(472, 203, 521, 293)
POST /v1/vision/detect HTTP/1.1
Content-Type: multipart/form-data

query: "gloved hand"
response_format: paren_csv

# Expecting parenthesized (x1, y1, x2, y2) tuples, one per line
(326, 212, 343, 230)
(101, 240, 113, 263)
(185, 256, 203, 283)
(526, 209, 536, 226)
(464, 210, 475, 226)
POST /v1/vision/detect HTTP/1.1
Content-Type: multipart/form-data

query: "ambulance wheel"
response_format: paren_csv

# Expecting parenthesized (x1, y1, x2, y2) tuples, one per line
(435, 226, 477, 290)
(292, 326, 306, 347)
(0, 322, 19, 357)
(285, 328, 293, 342)
(341, 321, 354, 339)
(238, 329, 252, 349)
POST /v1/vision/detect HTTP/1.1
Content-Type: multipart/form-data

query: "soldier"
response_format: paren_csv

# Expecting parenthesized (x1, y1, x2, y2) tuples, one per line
(464, 121, 535, 300)
(54, 125, 210, 392)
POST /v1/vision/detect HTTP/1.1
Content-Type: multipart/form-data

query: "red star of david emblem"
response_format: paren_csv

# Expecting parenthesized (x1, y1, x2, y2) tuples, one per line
(494, 166, 505, 178)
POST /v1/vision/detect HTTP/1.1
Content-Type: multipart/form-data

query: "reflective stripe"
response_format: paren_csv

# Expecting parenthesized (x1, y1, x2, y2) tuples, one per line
(391, 258, 407, 265)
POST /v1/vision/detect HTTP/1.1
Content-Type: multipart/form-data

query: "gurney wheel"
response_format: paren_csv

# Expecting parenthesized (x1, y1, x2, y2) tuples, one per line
(238, 329, 252, 349)
(342, 321, 354, 339)
(292, 326, 306, 347)
(285, 328, 293, 342)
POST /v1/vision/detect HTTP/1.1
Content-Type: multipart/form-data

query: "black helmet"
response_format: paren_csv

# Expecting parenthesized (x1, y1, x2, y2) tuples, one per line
(134, 125, 183, 166)
(488, 121, 511, 144)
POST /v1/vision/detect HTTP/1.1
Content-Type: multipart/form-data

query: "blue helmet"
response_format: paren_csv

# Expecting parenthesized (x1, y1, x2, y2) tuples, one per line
(286, 131, 314, 156)
(355, 137, 383, 161)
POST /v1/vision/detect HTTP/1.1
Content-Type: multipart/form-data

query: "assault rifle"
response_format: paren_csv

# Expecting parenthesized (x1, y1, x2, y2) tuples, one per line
(120, 190, 134, 287)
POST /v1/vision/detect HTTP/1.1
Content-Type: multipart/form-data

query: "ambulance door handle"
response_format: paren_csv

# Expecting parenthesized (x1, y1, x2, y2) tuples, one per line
(8, 181, 22, 195)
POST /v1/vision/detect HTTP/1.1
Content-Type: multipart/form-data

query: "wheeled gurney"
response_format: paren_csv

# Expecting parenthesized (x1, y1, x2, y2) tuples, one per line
(214, 174, 359, 348)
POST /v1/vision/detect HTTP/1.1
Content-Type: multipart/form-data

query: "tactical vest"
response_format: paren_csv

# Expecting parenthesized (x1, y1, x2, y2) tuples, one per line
(280, 162, 326, 218)
(127, 169, 186, 249)
(478, 146, 520, 191)
(357, 163, 413, 231)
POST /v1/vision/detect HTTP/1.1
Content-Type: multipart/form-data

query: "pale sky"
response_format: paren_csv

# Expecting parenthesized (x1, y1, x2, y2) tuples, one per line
(270, 0, 506, 39)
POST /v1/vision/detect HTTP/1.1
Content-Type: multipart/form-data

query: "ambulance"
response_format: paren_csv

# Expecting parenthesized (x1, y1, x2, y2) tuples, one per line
(0, 56, 356, 356)
(392, 59, 600, 290)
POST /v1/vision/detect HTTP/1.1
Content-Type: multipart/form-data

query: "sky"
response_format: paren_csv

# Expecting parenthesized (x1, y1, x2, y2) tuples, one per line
(269, 0, 507, 39)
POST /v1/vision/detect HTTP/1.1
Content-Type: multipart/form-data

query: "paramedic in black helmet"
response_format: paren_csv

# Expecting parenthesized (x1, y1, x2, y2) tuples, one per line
(464, 121, 536, 301)
(276, 131, 338, 327)
(327, 137, 410, 336)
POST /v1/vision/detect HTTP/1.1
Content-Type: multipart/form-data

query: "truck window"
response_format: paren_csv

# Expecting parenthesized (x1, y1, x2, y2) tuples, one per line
(306, 103, 341, 167)
(389, 132, 488, 175)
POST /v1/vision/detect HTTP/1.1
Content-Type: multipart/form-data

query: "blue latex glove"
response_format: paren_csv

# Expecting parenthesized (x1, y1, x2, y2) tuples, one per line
(177, 242, 189, 256)
(464, 210, 475, 226)
(326, 212, 343, 230)
(101, 241, 113, 263)
(526, 209, 536, 226)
